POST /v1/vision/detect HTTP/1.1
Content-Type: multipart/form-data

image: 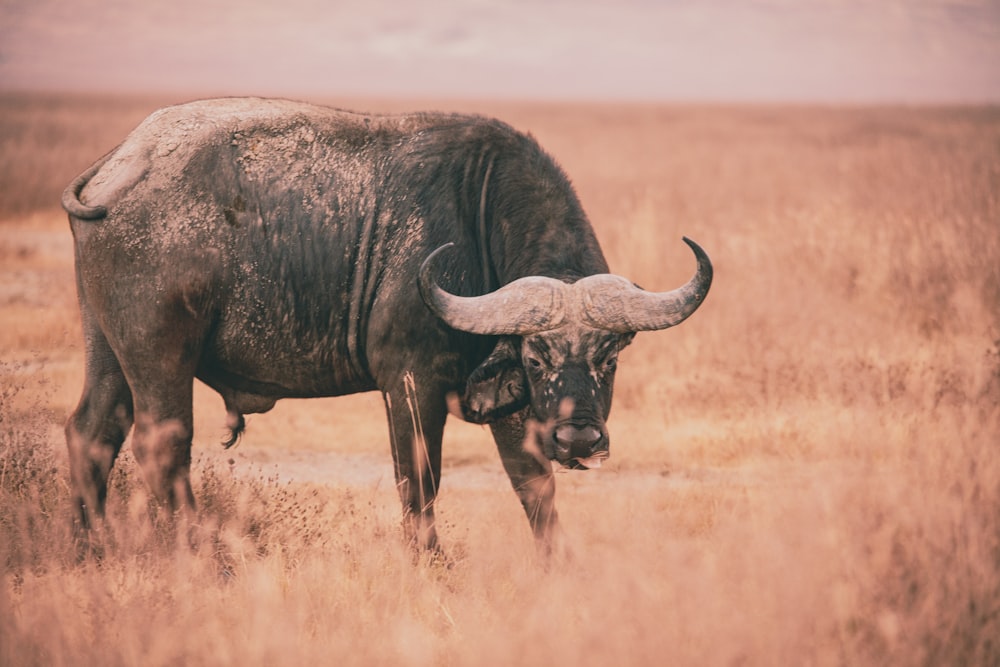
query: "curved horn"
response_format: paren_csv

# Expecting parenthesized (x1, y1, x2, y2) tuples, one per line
(579, 237, 713, 333)
(419, 243, 569, 335)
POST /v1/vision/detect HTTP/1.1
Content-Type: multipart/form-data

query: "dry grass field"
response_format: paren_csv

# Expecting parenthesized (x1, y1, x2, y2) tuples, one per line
(1, 92, 998, 665)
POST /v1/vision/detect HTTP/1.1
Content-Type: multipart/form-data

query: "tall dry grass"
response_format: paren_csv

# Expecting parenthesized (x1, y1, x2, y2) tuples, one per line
(1, 94, 998, 665)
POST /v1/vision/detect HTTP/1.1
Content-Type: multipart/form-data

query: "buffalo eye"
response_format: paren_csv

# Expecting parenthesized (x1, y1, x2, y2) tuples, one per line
(526, 356, 543, 370)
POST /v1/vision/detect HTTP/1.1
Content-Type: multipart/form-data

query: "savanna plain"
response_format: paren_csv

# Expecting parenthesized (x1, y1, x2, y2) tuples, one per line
(1, 93, 998, 666)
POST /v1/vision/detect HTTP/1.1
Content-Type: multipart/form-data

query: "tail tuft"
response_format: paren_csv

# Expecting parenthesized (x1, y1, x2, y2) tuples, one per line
(221, 412, 246, 449)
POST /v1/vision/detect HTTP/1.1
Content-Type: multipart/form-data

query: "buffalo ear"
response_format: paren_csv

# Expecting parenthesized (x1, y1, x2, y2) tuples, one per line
(461, 338, 528, 424)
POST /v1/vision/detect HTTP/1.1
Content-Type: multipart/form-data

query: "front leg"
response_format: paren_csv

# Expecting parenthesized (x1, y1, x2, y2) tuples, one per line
(490, 409, 564, 556)
(382, 374, 447, 551)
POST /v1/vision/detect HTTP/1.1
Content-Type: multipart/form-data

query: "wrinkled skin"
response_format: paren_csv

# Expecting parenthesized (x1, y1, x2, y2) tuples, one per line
(61, 98, 710, 557)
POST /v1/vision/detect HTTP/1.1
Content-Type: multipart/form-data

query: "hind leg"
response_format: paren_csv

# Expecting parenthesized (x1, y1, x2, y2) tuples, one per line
(121, 348, 198, 519)
(65, 313, 134, 532)
(129, 391, 196, 516)
(77, 296, 202, 525)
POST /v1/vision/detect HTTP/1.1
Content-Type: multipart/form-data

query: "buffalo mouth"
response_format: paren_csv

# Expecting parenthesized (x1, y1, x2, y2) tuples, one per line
(565, 449, 610, 470)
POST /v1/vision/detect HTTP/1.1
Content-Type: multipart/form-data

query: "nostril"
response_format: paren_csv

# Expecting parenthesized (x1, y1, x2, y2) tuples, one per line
(555, 425, 602, 448)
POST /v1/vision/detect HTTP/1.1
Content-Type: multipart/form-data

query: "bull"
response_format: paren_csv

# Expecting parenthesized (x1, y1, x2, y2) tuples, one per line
(61, 98, 712, 553)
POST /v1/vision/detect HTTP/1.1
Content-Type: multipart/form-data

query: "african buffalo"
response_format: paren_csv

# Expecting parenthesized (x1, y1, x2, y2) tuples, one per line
(62, 98, 712, 553)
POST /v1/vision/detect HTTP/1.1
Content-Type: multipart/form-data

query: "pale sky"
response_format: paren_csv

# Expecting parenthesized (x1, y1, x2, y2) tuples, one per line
(1, 0, 998, 102)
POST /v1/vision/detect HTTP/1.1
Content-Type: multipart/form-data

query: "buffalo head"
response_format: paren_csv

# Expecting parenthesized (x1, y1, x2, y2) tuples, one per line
(419, 238, 713, 470)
